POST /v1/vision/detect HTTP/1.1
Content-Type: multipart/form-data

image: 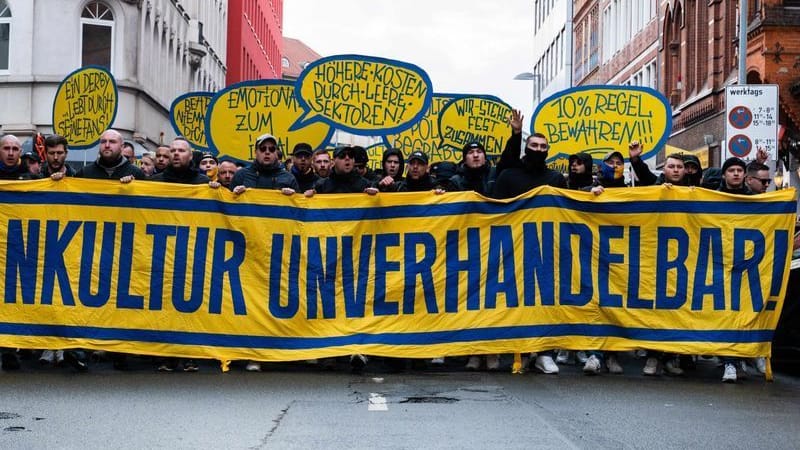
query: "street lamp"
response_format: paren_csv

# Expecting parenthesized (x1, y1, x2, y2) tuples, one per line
(513, 72, 542, 109)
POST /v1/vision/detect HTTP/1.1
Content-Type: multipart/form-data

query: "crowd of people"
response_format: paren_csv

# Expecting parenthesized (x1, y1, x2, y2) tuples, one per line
(0, 108, 792, 382)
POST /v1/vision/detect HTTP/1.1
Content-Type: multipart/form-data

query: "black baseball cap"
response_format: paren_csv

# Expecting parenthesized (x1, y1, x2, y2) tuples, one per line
(407, 151, 429, 164)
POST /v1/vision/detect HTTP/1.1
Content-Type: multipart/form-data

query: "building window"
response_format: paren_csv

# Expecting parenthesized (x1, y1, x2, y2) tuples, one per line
(0, 1, 10, 72)
(81, 1, 114, 69)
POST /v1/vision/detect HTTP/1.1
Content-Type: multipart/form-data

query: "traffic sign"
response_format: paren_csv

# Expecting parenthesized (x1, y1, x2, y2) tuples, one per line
(728, 134, 752, 158)
(728, 106, 752, 129)
(725, 85, 778, 160)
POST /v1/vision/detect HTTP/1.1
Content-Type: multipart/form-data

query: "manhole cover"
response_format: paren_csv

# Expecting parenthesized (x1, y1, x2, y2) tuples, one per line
(399, 396, 459, 404)
(0, 413, 20, 420)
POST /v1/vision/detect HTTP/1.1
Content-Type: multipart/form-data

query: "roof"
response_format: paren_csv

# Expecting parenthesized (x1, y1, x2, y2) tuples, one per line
(281, 37, 322, 80)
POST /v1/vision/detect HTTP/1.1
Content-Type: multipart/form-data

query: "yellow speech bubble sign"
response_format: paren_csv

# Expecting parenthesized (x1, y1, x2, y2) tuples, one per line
(384, 93, 461, 163)
(206, 80, 332, 161)
(532, 85, 672, 161)
(52, 66, 118, 149)
(291, 55, 433, 135)
(438, 95, 512, 160)
(170, 92, 213, 151)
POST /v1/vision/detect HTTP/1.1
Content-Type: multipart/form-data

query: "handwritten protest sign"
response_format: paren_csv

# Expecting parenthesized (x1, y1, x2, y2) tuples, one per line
(52, 66, 118, 149)
(383, 93, 460, 163)
(532, 85, 671, 162)
(206, 80, 333, 161)
(364, 143, 388, 171)
(170, 92, 213, 151)
(291, 55, 433, 135)
(438, 95, 512, 161)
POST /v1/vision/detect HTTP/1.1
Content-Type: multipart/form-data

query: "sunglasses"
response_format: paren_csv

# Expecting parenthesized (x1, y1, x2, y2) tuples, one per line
(753, 177, 771, 186)
(259, 145, 278, 153)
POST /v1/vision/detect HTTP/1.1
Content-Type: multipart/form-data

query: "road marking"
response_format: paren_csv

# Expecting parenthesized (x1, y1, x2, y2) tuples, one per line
(368, 393, 388, 411)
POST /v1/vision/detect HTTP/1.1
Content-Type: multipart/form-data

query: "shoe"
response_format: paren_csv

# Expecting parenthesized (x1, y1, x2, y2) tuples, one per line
(575, 351, 588, 364)
(664, 357, 684, 376)
(245, 361, 261, 372)
(430, 357, 445, 365)
(737, 360, 748, 379)
(465, 356, 481, 371)
(350, 354, 367, 373)
(606, 354, 623, 374)
(182, 360, 199, 372)
(583, 355, 601, 375)
(2, 352, 21, 371)
(55, 350, 65, 365)
(486, 354, 500, 371)
(534, 355, 559, 374)
(642, 357, 659, 376)
(722, 363, 737, 383)
(157, 359, 178, 372)
(754, 357, 767, 374)
(635, 349, 648, 358)
(39, 350, 56, 366)
(556, 350, 570, 364)
(64, 350, 88, 372)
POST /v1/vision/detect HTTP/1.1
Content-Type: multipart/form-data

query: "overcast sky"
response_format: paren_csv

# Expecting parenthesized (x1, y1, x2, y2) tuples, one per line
(283, 0, 536, 129)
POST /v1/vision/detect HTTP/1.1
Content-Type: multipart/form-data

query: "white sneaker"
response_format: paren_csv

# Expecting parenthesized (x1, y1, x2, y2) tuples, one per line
(556, 350, 570, 364)
(664, 357, 684, 376)
(534, 355, 559, 374)
(753, 357, 767, 374)
(583, 355, 601, 375)
(55, 350, 64, 365)
(245, 361, 261, 372)
(575, 351, 588, 364)
(465, 356, 481, 370)
(722, 363, 737, 383)
(486, 354, 500, 371)
(430, 357, 445, 365)
(643, 357, 659, 376)
(606, 354, 623, 374)
(635, 349, 648, 358)
(39, 350, 56, 365)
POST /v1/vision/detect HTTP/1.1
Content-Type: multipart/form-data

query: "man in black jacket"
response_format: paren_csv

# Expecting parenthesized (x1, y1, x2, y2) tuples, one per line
(0, 134, 33, 180)
(306, 146, 378, 196)
(397, 151, 442, 192)
(75, 129, 144, 183)
(150, 137, 210, 185)
(290, 142, 318, 192)
(43, 134, 76, 180)
(493, 132, 565, 198)
(446, 142, 496, 196)
(231, 133, 298, 195)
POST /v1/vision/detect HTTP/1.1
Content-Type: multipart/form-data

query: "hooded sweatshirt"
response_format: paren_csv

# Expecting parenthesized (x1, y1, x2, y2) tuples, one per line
(567, 153, 594, 190)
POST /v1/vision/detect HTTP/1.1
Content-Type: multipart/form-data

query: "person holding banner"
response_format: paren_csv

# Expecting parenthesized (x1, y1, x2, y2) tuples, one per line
(75, 129, 144, 183)
(216, 158, 238, 189)
(396, 151, 445, 193)
(21, 151, 42, 177)
(153, 145, 171, 175)
(745, 162, 771, 194)
(566, 152, 595, 190)
(493, 122, 565, 375)
(230, 134, 299, 196)
(312, 149, 332, 178)
(305, 145, 378, 373)
(494, 110, 566, 197)
(306, 146, 379, 197)
(290, 143, 319, 192)
(42, 134, 76, 180)
(150, 138, 211, 186)
(0, 134, 34, 181)
(376, 148, 405, 192)
(446, 142, 497, 196)
(717, 157, 752, 195)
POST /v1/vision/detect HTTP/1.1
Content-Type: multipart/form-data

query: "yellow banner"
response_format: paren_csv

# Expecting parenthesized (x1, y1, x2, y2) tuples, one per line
(0, 180, 795, 361)
(51, 66, 118, 149)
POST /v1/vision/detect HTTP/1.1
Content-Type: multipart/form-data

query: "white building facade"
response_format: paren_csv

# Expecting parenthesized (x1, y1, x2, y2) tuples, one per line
(0, 0, 227, 160)
(531, 0, 573, 105)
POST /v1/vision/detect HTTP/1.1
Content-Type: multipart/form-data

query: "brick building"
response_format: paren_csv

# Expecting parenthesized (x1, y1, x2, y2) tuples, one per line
(226, 0, 283, 85)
